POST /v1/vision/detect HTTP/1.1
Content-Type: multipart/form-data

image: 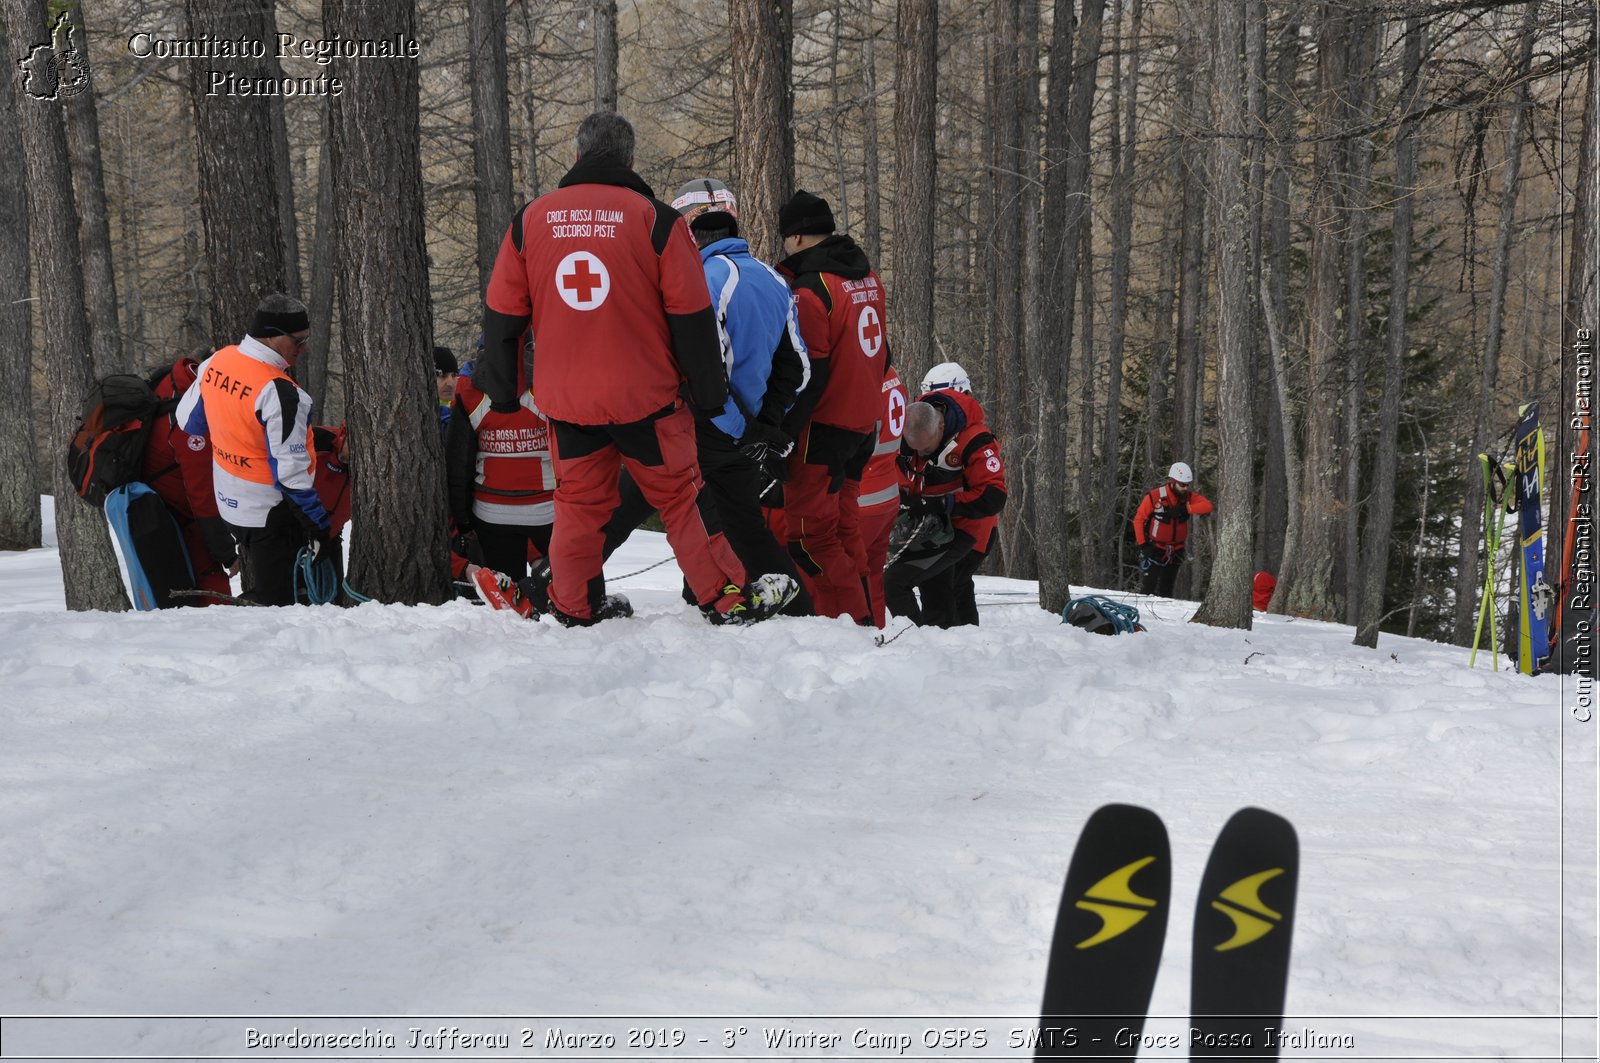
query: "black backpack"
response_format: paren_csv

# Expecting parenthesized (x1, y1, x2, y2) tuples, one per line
(66, 373, 179, 508)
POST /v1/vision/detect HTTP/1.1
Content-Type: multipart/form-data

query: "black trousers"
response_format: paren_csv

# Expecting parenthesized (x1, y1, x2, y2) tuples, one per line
(475, 519, 553, 581)
(884, 530, 979, 627)
(1139, 549, 1182, 596)
(229, 502, 313, 607)
(919, 545, 986, 628)
(600, 420, 813, 616)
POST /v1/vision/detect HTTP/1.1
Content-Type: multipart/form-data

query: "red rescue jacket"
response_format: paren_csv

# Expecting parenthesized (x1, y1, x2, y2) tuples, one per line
(778, 234, 888, 435)
(1133, 481, 1214, 555)
(446, 372, 556, 528)
(898, 390, 1007, 552)
(311, 424, 351, 539)
(858, 367, 909, 513)
(144, 357, 218, 524)
(480, 157, 723, 426)
(1252, 571, 1277, 611)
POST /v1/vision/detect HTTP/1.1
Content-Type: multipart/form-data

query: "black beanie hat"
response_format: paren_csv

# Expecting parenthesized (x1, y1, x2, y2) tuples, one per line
(250, 304, 310, 339)
(778, 190, 835, 238)
(433, 345, 458, 375)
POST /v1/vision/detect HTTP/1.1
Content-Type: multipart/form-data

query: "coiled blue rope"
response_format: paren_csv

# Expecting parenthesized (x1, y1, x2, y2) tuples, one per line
(293, 546, 371, 605)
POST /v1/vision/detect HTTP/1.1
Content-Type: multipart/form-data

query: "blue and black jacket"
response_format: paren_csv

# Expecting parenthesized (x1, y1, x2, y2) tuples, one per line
(698, 237, 810, 441)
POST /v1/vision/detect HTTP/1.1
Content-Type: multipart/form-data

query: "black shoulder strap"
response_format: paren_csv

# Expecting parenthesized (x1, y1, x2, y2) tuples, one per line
(650, 198, 679, 255)
(510, 201, 531, 254)
(792, 272, 832, 315)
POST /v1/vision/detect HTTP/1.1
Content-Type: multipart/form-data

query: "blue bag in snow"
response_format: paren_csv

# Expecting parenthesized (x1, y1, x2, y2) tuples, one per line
(1061, 594, 1143, 635)
(105, 482, 196, 610)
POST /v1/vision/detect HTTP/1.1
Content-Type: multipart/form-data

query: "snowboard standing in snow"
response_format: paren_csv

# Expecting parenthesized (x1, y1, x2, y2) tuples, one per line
(1035, 805, 1297, 1060)
(1510, 404, 1551, 674)
(1189, 808, 1299, 1058)
(1035, 804, 1171, 1057)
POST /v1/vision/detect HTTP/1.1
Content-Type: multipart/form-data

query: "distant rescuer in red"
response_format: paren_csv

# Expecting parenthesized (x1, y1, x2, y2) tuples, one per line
(476, 110, 797, 627)
(1132, 461, 1213, 597)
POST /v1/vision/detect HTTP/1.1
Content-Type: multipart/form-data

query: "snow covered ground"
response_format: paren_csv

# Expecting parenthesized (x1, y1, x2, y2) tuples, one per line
(2, 497, 1595, 1061)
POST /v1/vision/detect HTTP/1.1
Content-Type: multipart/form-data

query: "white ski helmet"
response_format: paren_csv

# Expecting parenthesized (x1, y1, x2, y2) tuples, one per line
(921, 360, 972, 395)
(1168, 461, 1194, 485)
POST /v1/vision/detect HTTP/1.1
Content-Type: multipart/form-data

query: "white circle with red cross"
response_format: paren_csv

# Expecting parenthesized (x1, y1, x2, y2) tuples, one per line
(555, 251, 610, 311)
(886, 387, 906, 438)
(857, 304, 883, 358)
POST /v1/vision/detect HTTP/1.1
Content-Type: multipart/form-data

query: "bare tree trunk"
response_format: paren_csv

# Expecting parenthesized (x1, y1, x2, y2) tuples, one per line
(1354, 13, 1424, 649)
(115, 107, 149, 368)
(1037, 0, 1106, 614)
(470, 0, 515, 295)
(987, 0, 1023, 456)
(1019, 0, 1044, 428)
(1261, 270, 1302, 611)
(1192, 0, 1254, 629)
(1278, 0, 1346, 622)
(1340, 6, 1377, 626)
(1452, 0, 1539, 642)
(893, 0, 938, 380)
(519, 0, 543, 201)
(303, 111, 337, 416)
(268, 60, 300, 301)
(180, 220, 207, 353)
(3, 0, 129, 609)
(63, 2, 123, 378)
(593, 0, 619, 113)
(1144, 180, 1179, 475)
(830, 0, 851, 231)
(1076, 222, 1098, 582)
(1172, 0, 1208, 468)
(1012, 0, 1044, 579)
(1260, 5, 1301, 575)
(1099, 0, 1143, 588)
(987, 14, 1036, 581)
(730, 0, 795, 262)
(0, 33, 41, 550)
(861, 8, 882, 265)
(186, 0, 296, 340)
(327, 0, 451, 605)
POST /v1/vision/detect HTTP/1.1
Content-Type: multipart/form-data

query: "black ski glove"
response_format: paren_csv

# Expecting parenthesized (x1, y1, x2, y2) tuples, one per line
(739, 420, 794, 465)
(306, 525, 336, 563)
(196, 515, 239, 570)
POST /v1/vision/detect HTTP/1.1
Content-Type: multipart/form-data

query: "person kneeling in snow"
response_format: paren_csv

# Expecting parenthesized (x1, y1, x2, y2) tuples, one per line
(884, 396, 1007, 627)
(142, 352, 239, 604)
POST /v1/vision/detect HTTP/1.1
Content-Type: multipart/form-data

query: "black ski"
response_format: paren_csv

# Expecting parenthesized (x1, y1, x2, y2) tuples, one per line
(1035, 804, 1171, 1058)
(1189, 807, 1299, 1058)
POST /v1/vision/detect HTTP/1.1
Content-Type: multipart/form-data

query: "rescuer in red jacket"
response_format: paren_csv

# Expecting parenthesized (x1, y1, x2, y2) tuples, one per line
(478, 111, 797, 626)
(856, 364, 909, 628)
(142, 354, 238, 603)
(884, 393, 1007, 627)
(1132, 461, 1214, 596)
(775, 190, 888, 623)
(446, 362, 554, 582)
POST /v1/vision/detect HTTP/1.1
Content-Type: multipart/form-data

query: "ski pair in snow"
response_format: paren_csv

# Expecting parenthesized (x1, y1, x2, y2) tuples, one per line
(1035, 804, 1298, 1059)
